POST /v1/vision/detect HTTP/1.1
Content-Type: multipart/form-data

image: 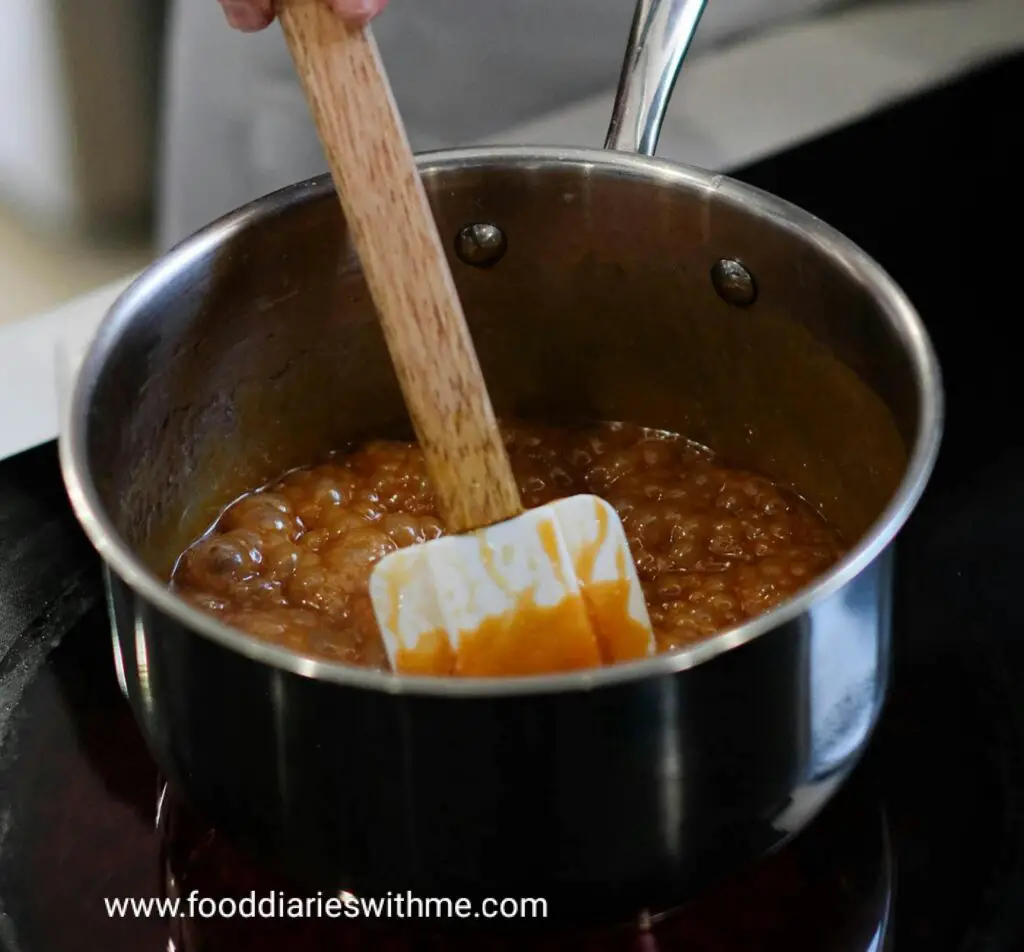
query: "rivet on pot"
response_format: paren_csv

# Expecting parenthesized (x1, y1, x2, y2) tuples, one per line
(455, 223, 507, 268)
(711, 259, 758, 307)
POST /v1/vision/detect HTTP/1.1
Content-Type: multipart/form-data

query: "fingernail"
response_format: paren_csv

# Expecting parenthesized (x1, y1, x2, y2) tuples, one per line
(221, 0, 273, 32)
(329, 0, 388, 25)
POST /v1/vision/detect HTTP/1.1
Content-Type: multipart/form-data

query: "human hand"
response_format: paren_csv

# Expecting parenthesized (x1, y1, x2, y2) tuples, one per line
(219, 0, 389, 32)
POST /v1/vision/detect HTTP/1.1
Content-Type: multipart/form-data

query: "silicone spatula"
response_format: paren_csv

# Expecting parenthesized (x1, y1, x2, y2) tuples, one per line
(277, 0, 655, 676)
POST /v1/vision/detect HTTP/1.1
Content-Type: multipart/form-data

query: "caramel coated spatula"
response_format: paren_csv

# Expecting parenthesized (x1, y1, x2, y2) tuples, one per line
(278, 0, 655, 676)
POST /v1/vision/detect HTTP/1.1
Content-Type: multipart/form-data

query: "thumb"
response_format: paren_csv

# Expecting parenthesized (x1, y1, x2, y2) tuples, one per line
(326, 0, 390, 24)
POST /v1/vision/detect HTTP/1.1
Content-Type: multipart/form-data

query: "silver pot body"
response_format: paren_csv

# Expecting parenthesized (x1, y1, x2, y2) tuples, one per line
(60, 147, 941, 919)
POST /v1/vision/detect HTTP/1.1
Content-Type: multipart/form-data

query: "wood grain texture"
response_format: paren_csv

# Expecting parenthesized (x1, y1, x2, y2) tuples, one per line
(278, 0, 522, 533)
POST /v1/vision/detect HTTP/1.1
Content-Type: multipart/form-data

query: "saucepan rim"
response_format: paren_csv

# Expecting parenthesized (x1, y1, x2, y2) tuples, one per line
(59, 145, 943, 698)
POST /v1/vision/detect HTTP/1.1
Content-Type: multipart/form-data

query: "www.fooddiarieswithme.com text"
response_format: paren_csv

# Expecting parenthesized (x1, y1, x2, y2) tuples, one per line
(105, 891, 548, 921)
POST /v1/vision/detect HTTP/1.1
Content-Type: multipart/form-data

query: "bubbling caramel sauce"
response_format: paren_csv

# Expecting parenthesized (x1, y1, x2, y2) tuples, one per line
(172, 420, 844, 673)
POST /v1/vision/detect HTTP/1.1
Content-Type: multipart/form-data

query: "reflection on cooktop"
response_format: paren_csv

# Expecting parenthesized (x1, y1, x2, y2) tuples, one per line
(159, 774, 891, 952)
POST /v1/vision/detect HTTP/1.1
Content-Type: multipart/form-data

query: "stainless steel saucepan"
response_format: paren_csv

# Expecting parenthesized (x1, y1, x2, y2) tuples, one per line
(59, 0, 942, 921)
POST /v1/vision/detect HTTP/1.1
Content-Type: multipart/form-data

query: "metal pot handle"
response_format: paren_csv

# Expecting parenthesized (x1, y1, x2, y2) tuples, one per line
(604, 0, 708, 156)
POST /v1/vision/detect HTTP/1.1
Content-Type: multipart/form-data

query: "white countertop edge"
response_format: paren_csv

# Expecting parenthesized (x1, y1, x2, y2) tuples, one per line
(1, 0, 1021, 463)
(0, 276, 133, 461)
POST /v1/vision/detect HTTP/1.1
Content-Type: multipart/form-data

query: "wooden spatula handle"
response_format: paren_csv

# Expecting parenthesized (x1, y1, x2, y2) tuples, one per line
(278, 0, 522, 534)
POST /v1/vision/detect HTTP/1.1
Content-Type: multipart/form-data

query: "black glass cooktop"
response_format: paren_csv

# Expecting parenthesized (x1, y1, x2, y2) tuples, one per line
(1, 51, 1022, 952)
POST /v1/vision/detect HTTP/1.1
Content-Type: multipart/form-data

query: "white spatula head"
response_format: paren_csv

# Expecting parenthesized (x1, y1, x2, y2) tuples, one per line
(368, 495, 655, 677)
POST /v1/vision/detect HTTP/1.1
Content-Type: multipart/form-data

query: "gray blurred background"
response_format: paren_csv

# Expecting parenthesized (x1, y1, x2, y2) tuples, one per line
(0, 0, 164, 323)
(0, 0, 1019, 327)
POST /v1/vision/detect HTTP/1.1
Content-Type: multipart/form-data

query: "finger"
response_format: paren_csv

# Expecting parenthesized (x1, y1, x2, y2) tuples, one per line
(327, 0, 390, 25)
(220, 0, 275, 32)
